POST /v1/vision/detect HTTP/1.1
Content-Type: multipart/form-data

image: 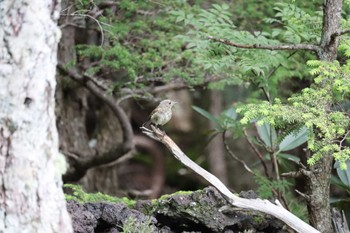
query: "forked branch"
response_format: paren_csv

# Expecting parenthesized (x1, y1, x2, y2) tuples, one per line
(140, 126, 319, 233)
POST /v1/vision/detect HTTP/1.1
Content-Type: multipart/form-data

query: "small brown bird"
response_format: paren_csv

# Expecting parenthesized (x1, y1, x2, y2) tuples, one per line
(143, 99, 177, 127)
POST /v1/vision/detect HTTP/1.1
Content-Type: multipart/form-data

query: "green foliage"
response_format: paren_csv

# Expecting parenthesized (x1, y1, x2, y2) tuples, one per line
(64, 184, 136, 207)
(174, 1, 319, 97)
(193, 105, 240, 132)
(335, 161, 350, 186)
(256, 123, 277, 149)
(254, 174, 290, 199)
(121, 216, 155, 233)
(238, 60, 350, 168)
(278, 126, 308, 152)
(265, 2, 322, 44)
(73, 0, 205, 93)
(254, 174, 307, 219)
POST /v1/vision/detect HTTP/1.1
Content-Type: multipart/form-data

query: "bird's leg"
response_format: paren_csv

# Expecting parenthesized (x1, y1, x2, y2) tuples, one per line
(140, 126, 153, 133)
(151, 125, 166, 138)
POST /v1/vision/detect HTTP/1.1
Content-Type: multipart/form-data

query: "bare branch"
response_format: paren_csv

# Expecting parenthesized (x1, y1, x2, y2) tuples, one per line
(57, 63, 134, 181)
(243, 129, 270, 178)
(281, 171, 303, 178)
(60, 10, 105, 46)
(339, 29, 350, 36)
(140, 126, 320, 233)
(208, 36, 320, 52)
(295, 189, 311, 202)
(331, 29, 350, 40)
(339, 130, 350, 148)
(222, 131, 254, 175)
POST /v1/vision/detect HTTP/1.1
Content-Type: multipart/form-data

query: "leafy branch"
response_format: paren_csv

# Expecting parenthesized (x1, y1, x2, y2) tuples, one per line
(208, 35, 321, 52)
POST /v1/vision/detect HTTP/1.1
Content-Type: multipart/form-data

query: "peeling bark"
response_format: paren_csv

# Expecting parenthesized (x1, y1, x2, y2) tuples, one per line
(0, 0, 72, 232)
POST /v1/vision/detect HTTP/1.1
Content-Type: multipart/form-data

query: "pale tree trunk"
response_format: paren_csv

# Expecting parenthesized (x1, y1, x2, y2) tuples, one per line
(0, 0, 72, 232)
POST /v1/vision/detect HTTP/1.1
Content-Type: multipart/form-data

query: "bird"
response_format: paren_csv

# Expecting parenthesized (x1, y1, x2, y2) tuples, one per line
(143, 99, 177, 128)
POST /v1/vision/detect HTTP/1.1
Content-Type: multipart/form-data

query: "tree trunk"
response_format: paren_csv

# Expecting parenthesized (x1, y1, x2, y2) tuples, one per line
(0, 0, 72, 232)
(305, 0, 342, 232)
(208, 90, 228, 184)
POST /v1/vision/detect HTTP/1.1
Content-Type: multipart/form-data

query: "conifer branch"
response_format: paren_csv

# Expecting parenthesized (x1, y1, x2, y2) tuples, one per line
(208, 36, 321, 52)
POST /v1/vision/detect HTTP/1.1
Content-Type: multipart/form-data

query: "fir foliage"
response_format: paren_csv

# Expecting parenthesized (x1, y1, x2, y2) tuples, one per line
(238, 59, 350, 168)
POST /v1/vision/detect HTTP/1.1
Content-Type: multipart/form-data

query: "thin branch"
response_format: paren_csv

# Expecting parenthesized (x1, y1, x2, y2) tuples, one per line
(222, 131, 254, 175)
(60, 11, 105, 46)
(295, 189, 311, 202)
(271, 152, 280, 181)
(330, 29, 350, 41)
(208, 36, 320, 52)
(281, 171, 303, 178)
(243, 129, 270, 178)
(140, 126, 319, 233)
(339, 130, 350, 147)
(339, 29, 350, 36)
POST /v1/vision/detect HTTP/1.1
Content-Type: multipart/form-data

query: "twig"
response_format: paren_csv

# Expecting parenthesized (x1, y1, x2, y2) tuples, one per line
(339, 130, 350, 147)
(271, 152, 280, 181)
(61, 11, 105, 46)
(295, 189, 311, 202)
(222, 131, 254, 175)
(281, 171, 303, 178)
(330, 29, 350, 42)
(140, 126, 319, 233)
(243, 129, 270, 178)
(208, 36, 320, 52)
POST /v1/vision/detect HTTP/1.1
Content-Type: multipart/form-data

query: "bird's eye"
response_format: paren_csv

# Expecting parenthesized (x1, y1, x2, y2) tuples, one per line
(168, 102, 171, 105)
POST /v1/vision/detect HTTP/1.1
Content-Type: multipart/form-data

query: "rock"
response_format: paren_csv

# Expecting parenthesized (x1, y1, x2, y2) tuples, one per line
(67, 187, 285, 232)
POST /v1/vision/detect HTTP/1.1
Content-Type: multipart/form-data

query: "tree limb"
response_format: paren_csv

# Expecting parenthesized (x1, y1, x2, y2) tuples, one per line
(208, 36, 321, 52)
(243, 129, 270, 178)
(140, 126, 319, 233)
(222, 131, 254, 175)
(57, 63, 134, 181)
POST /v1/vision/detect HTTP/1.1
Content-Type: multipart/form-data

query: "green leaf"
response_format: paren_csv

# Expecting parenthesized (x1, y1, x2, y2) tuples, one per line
(331, 175, 350, 191)
(223, 107, 237, 120)
(256, 122, 277, 148)
(278, 126, 308, 152)
(277, 153, 300, 162)
(192, 106, 222, 129)
(334, 160, 350, 187)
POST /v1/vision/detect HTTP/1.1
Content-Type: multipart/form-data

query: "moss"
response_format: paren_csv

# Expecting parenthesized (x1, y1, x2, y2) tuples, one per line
(144, 190, 195, 215)
(64, 184, 136, 207)
(252, 215, 264, 224)
(121, 216, 155, 233)
(157, 190, 194, 201)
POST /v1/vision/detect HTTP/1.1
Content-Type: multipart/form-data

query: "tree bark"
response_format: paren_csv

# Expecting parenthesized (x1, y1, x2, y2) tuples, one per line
(0, 0, 72, 232)
(305, 1, 342, 232)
